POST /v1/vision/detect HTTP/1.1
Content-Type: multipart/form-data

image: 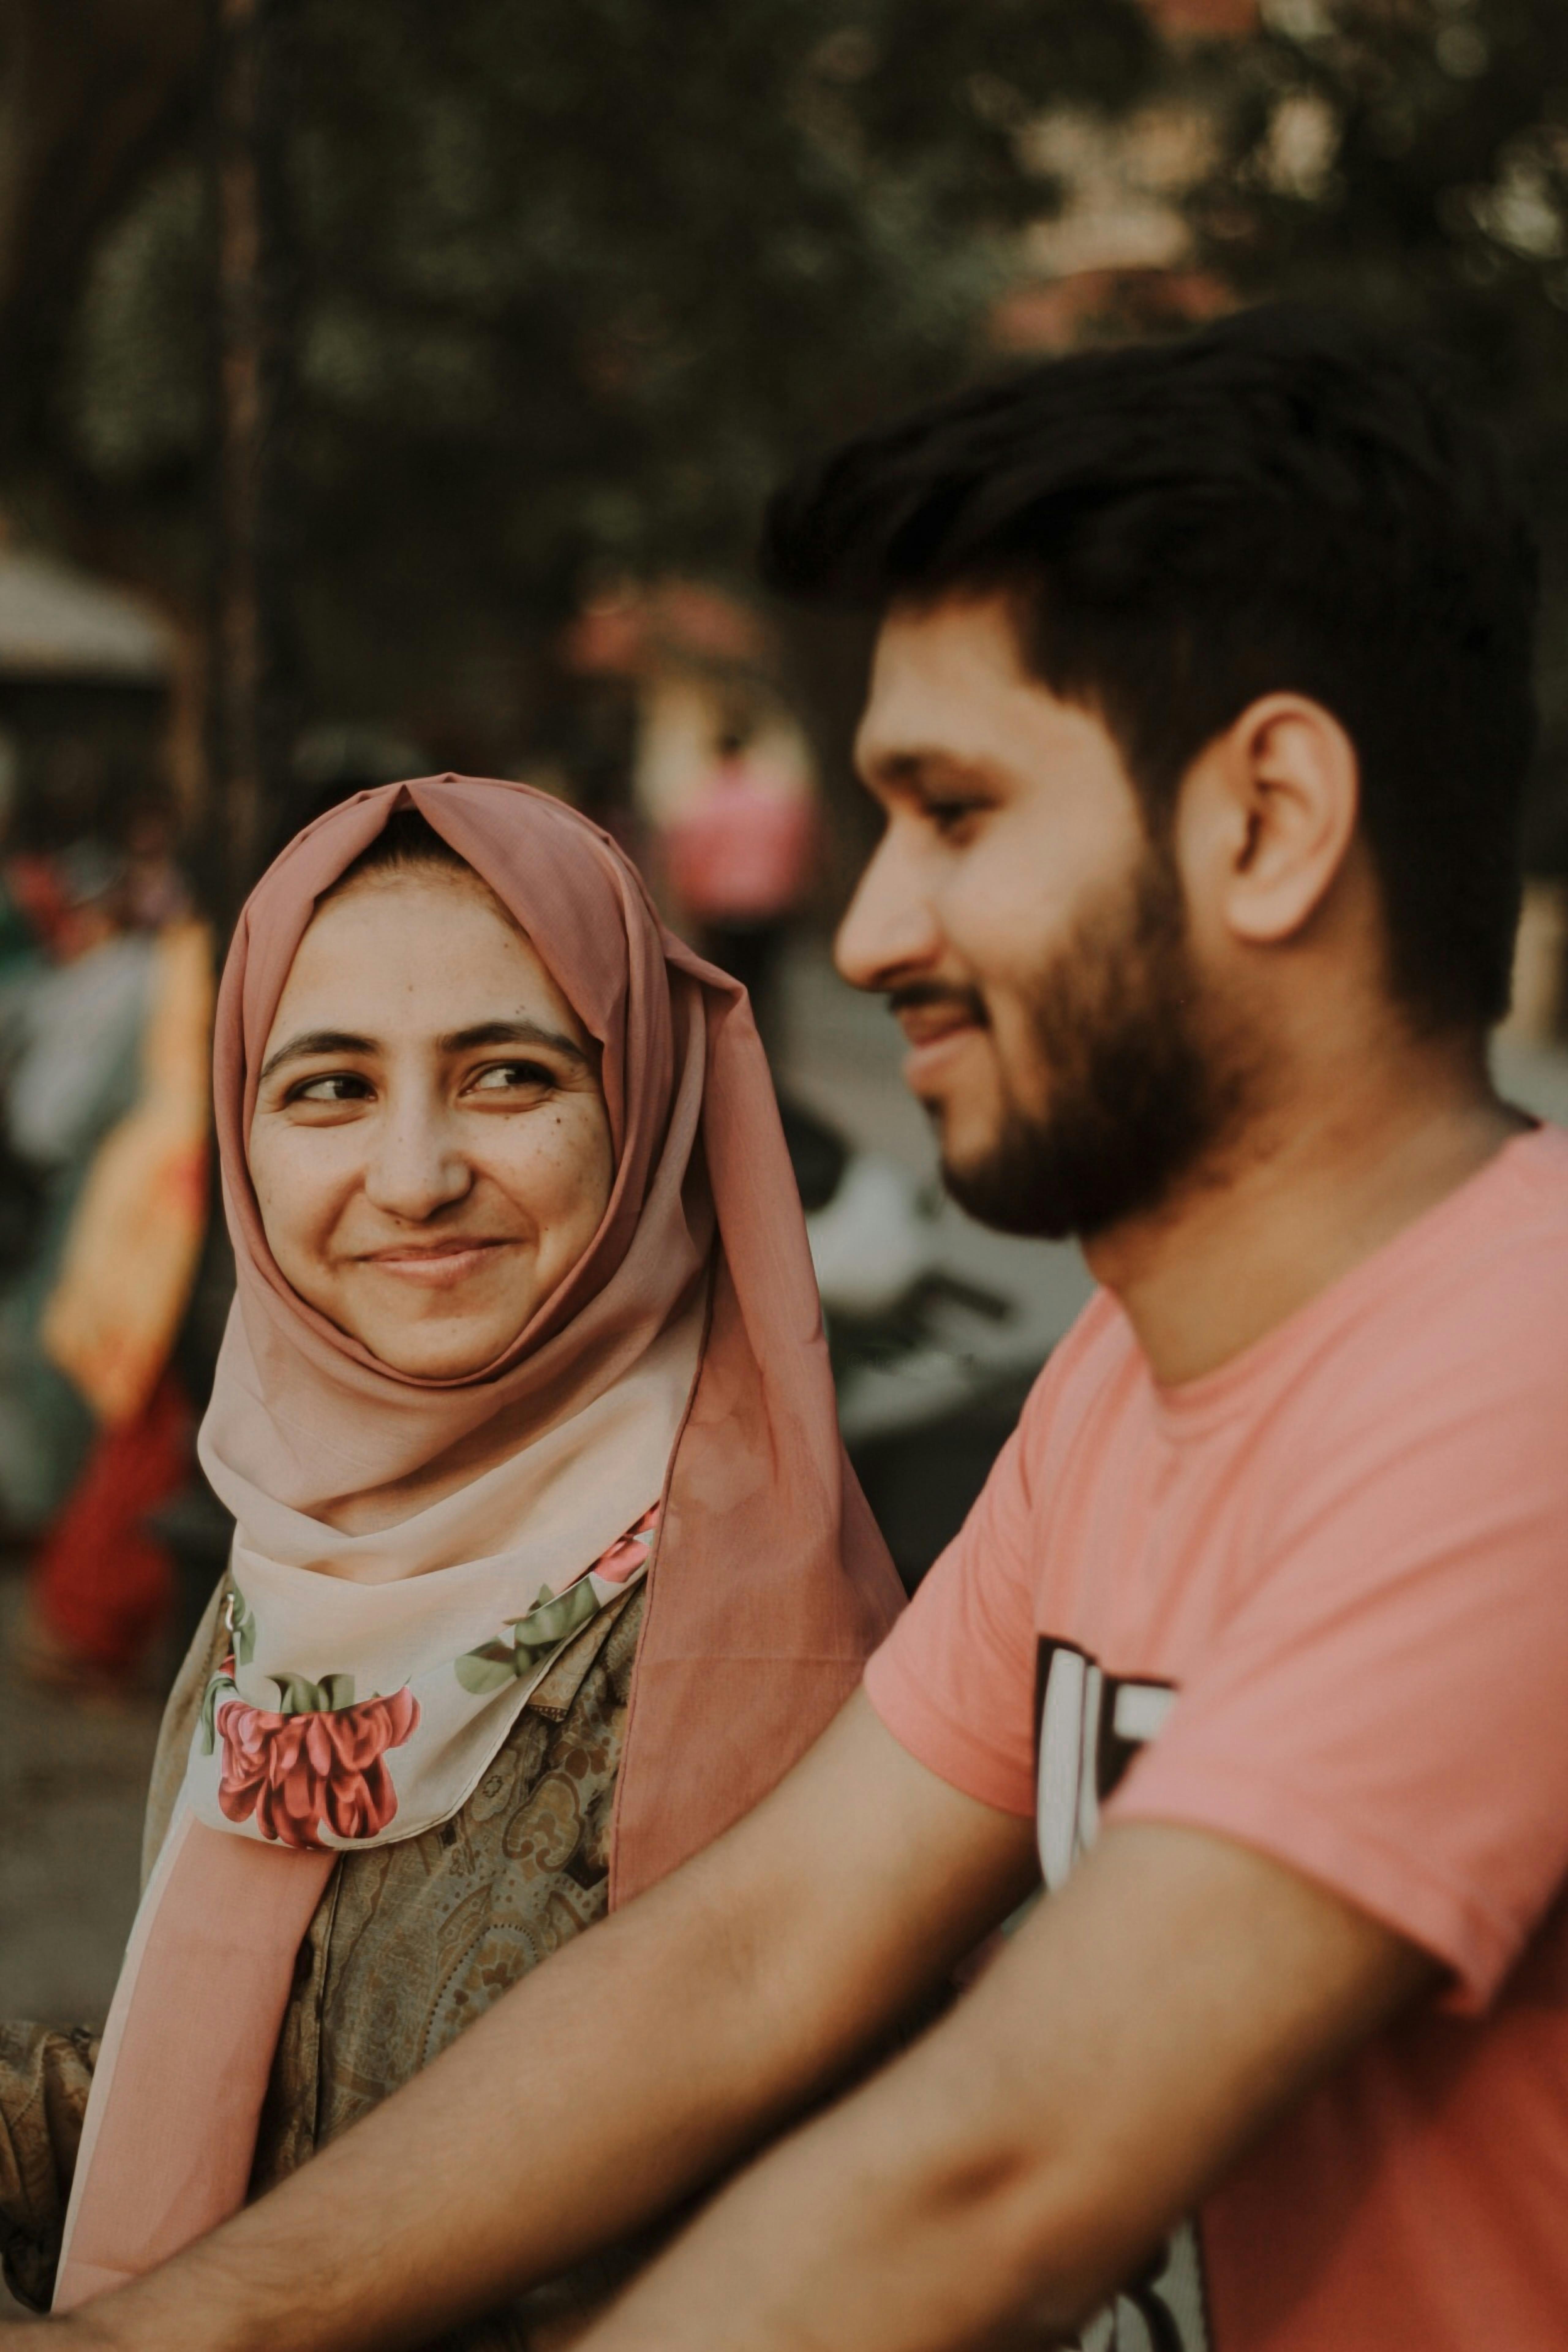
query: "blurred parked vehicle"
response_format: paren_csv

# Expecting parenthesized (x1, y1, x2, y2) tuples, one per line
(786, 1096, 1043, 1593)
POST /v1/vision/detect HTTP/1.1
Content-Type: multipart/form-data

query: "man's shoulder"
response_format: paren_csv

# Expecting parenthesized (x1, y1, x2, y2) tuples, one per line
(1248, 1127, 1568, 1533)
(1485, 1118, 1568, 1273)
(1328, 1124, 1568, 1386)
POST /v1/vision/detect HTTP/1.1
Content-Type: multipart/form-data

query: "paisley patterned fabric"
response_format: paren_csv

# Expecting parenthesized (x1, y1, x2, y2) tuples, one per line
(249, 1593, 638, 2192)
(0, 2022, 96, 2313)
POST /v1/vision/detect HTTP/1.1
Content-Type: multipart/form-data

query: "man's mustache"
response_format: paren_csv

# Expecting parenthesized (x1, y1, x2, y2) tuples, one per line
(886, 981, 989, 1026)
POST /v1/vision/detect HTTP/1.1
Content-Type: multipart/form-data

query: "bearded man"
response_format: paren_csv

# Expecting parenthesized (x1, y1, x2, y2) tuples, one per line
(16, 305, 1567, 2352)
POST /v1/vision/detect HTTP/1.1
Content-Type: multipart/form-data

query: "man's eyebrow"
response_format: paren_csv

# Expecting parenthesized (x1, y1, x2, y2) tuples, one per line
(438, 1019, 588, 1064)
(257, 1029, 375, 1085)
(857, 748, 986, 793)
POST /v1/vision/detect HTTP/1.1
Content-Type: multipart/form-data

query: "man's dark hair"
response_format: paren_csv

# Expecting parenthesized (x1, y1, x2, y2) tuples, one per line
(762, 305, 1539, 1032)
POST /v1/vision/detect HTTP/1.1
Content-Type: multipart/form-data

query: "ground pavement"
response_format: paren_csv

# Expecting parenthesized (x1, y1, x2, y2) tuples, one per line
(0, 1573, 164, 2317)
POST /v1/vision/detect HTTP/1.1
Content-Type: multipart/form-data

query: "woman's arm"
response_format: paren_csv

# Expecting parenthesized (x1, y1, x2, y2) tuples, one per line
(0, 2020, 97, 2310)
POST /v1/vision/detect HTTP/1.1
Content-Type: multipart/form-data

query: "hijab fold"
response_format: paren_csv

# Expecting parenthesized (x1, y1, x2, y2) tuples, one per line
(55, 777, 901, 2313)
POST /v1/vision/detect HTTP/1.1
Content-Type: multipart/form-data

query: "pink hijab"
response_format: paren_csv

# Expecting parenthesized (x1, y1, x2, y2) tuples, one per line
(209, 773, 901, 1894)
(55, 777, 901, 2310)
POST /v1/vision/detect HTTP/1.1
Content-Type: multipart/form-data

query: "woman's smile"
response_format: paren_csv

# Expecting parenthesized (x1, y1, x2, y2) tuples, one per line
(352, 1235, 519, 1288)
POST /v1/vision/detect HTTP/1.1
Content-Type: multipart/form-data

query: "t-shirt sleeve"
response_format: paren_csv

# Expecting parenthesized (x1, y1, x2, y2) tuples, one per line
(1106, 1271, 1568, 2013)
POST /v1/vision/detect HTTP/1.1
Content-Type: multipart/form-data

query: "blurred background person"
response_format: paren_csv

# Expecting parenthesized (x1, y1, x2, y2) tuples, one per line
(0, 836, 211, 1698)
(564, 581, 824, 1061)
(0, 842, 157, 1547)
(662, 727, 821, 1060)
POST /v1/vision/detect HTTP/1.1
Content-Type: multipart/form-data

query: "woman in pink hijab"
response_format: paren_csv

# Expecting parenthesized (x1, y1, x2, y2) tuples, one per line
(0, 778, 901, 2343)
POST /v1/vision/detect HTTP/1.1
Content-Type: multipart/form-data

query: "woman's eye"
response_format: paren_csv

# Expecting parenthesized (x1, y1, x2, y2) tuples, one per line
(291, 1072, 373, 1105)
(467, 1060, 556, 1096)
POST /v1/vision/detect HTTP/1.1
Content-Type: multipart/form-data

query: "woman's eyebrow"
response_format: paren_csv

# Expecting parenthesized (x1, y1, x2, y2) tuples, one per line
(440, 1019, 588, 1064)
(257, 1029, 375, 1084)
(257, 1018, 590, 1089)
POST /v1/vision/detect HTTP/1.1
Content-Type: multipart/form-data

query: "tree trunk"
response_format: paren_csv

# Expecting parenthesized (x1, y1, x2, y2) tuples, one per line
(206, 0, 296, 919)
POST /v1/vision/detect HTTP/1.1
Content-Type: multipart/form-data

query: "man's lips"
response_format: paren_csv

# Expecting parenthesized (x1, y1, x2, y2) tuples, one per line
(888, 988, 989, 1090)
(896, 1003, 980, 1047)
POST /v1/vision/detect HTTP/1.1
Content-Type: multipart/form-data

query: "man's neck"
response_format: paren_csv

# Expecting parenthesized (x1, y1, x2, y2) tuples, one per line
(1084, 1038, 1527, 1388)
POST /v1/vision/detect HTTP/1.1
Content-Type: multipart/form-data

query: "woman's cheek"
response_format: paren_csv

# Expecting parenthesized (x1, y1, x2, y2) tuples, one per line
(257, 1136, 351, 1279)
(513, 1109, 611, 1221)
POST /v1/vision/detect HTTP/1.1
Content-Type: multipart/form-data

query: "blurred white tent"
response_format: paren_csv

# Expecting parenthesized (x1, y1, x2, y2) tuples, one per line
(0, 547, 172, 686)
(0, 541, 175, 839)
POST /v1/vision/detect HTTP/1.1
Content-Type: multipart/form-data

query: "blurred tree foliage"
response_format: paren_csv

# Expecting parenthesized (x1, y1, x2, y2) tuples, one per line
(0, 1, 204, 500)
(1190, 0, 1568, 866)
(25, 3, 1568, 850)
(1, 0, 1156, 769)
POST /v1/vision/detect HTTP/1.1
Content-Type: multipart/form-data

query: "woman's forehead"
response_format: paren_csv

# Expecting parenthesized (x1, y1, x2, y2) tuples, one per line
(262, 869, 595, 1055)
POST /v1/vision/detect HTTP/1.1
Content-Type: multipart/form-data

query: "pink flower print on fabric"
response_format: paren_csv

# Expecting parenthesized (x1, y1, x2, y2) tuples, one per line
(594, 1502, 660, 1584)
(214, 1684, 420, 1848)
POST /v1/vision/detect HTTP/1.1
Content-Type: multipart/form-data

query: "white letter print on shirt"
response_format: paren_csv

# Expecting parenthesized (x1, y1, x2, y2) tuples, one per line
(1035, 1638, 1212, 2352)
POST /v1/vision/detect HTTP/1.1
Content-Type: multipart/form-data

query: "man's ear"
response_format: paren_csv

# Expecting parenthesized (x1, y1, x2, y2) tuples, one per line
(1178, 694, 1360, 948)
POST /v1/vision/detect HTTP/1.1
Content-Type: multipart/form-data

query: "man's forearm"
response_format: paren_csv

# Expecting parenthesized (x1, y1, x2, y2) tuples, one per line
(560, 1911, 1113, 2352)
(572, 1824, 1432, 2352)
(559, 1986, 1091, 2352)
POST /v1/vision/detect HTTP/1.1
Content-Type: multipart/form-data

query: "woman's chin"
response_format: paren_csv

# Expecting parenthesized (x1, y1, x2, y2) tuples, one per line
(338, 1300, 538, 1381)
(367, 1332, 512, 1379)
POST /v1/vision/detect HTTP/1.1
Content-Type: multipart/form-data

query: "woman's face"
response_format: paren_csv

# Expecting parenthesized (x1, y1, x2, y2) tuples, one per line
(249, 867, 614, 1379)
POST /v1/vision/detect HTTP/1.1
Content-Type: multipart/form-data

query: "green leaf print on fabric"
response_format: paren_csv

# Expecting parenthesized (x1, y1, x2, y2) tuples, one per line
(199, 1582, 262, 1754)
(454, 1577, 603, 1696)
(229, 1587, 257, 1666)
(268, 1670, 358, 1716)
(198, 1666, 231, 1756)
(197, 1585, 362, 1753)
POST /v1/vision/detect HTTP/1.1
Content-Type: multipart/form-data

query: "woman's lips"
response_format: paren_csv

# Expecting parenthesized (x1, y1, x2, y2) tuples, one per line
(356, 1239, 513, 1288)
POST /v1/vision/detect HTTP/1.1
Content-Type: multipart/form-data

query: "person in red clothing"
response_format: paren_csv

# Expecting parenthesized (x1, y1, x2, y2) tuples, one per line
(26, 1372, 192, 1688)
(9, 305, 1563, 2352)
(9, 891, 212, 1696)
(662, 735, 820, 1054)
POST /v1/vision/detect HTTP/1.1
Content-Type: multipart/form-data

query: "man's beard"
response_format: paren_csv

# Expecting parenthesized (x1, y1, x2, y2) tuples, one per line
(936, 841, 1255, 1243)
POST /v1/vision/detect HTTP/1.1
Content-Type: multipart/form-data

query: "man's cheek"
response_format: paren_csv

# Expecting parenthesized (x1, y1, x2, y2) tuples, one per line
(942, 1042, 1011, 1162)
(984, 994, 1053, 1121)
(944, 858, 1038, 987)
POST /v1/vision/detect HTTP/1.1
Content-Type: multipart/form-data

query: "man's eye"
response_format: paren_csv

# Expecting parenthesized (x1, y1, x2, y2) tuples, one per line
(468, 1060, 556, 1095)
(292, 1073, 372, 1104)
(925, 800, 985, 837)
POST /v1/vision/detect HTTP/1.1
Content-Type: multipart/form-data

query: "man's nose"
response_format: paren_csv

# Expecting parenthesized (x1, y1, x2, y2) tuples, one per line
(834, 827, 943, 993)
(363, 1102, 473, 1221)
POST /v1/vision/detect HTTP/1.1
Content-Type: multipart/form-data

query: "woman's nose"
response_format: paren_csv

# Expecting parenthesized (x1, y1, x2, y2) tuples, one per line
(834, 827, 943, 994)
(362, 1104, 473, 1221)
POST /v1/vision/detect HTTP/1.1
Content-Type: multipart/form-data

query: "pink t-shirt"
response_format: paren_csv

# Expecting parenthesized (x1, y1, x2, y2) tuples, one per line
(865, 1125, 1568, 2352)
